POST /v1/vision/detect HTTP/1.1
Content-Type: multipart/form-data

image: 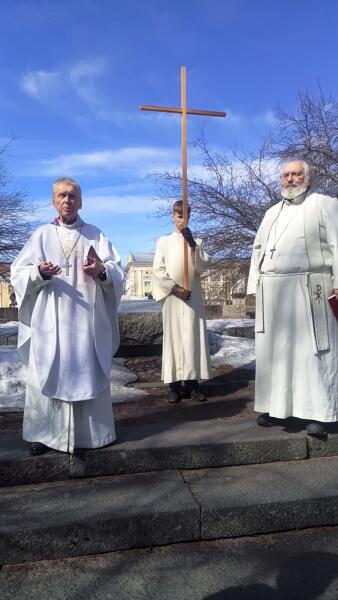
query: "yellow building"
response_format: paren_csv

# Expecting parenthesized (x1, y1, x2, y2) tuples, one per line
(0, 264, 13, 308)
(124, 253, 155, 298)
(201, 260, 249, 304)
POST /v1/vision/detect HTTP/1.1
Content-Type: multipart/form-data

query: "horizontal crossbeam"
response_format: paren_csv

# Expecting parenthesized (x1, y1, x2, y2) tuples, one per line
(140, 104, 226, 118)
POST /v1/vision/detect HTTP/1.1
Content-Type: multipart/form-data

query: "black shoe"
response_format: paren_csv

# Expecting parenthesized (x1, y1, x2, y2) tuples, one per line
(167, 391, 181, 404)
(257, 413, 278, 427)
(190, 390, 207, 402)
(306, 422, 327, 437)
(30, 442, 49, 456)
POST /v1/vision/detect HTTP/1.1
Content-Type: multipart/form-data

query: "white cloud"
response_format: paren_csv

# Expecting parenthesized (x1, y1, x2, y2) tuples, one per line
(253, 109, 278, 126)
(225, 108, 243, 124)
(84, 193, 163, 214)
(69, 57, 107, 105)
(221, 108, 278, 128)
(69, 58, 106, 84)
(34, 146, 181, 176)
(20, 70, 62, 100)
(20, 57, 107, 106)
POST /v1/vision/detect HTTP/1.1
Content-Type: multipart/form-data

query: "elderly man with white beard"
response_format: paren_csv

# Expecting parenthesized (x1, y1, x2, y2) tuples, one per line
(247, 160, 338, 437)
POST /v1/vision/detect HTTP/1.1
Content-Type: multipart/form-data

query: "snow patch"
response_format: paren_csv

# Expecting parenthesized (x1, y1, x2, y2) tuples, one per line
(0, 317, 256, 410)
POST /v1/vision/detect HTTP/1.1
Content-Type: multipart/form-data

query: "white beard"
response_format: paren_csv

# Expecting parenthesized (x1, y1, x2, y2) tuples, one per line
(281, 182, 308, 200)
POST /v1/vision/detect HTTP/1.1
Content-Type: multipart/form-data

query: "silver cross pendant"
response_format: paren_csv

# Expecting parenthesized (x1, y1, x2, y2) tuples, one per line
(63, 258, 72, 276)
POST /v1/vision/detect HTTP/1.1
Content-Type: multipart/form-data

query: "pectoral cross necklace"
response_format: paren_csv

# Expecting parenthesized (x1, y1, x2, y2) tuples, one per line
(55, 224, 83, 276)
(269, 203, 298, 260)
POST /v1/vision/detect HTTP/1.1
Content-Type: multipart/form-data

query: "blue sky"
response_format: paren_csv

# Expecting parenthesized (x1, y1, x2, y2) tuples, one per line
(1, 0, 338, 265)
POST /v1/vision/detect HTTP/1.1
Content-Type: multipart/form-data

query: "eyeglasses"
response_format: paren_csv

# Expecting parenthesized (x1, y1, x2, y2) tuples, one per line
(281, 171, 304, 180)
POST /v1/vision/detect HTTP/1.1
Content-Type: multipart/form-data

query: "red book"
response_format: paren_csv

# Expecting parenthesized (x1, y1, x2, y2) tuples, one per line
(328, 294, 338, 321)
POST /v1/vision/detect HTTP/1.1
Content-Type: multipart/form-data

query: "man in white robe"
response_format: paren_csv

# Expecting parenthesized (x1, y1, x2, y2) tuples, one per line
(153, 201, 212, 403)
(11, 178, 124, 454)
(247, 160, 338, 437)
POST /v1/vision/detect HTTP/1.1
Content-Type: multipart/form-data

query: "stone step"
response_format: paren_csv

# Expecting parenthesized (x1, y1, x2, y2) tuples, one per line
(2, 456, 338, 565)
(2, 526, 338, 600)
(3, 417, 337, 487)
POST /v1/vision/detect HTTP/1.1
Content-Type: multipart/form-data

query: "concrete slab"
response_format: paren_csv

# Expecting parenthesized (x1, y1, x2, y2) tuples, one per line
(2, 527, 338, 599)
(70, 418, 307, 478)
(183, 456, 338, 539)
(0, 470, 200, 565)
(0, 418, 308, 485)
(308, 433, 338, 458)
(0, 433, 70, 486)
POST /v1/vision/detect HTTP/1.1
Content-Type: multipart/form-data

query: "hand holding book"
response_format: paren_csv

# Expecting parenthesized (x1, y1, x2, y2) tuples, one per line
(83, 245, 105, 279)
(328, 291, 338, 321)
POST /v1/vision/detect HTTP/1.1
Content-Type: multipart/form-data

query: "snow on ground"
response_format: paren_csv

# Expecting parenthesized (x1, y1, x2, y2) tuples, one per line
(109, 357, 148, 403)
(0, 346, 26, 410)
(0, 321, 18, 336)
(207, 318, 254, 333)
(0, 348, 148, 411)
(207, 319, 255, 371)
(0, 317, 255, 410)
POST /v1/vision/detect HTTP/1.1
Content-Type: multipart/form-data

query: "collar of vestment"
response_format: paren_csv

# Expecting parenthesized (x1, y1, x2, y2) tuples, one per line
(282, 188, 310, 206)
(52, 215, 84, 230)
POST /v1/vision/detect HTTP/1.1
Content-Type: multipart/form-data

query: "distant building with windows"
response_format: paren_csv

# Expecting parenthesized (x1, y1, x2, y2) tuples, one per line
(201, 259, 249, 305)
(0, 263, 15, 308)
(123, 252, 254, 315)
(124, 252, 155, 298)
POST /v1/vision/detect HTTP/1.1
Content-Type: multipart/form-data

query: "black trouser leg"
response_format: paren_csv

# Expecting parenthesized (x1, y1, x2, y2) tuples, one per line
(169, 381, 183, 394)
(184, 379, 199, 394)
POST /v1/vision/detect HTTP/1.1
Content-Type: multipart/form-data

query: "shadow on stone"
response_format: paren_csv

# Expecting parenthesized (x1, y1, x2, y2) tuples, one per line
(204, 551, 338, 600)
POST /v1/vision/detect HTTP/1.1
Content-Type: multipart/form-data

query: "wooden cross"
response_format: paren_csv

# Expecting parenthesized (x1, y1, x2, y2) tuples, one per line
(140, 66, 226, 289)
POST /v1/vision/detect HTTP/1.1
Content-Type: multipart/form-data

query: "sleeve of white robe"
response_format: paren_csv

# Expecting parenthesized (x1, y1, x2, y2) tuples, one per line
(193, 239, 212, 274)
(152, 238, 176, 302)
(247, 221, 266, 294)
(97, 231, 124, 304)
(321, 195, 338, 288)
(11, 228, 51, 359)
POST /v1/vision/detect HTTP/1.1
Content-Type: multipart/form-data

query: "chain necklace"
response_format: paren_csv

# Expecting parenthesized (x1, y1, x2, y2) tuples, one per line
(55, 223, 83, 276)
(268, 202, 299, 259)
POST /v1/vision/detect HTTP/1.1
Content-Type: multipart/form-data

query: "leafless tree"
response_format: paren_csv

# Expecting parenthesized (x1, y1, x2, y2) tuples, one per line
(155, 87, 338, 269)
(156, 133, 279, 271)
(0, 141, 35, 265)
(272, 87, 338, 195)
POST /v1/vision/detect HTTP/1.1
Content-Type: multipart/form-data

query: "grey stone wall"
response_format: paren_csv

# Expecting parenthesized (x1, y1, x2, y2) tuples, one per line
(118, 312, 163, 346)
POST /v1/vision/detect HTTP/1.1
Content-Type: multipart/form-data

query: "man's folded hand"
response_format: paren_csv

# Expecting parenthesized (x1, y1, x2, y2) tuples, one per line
(171, 284, 191, 301)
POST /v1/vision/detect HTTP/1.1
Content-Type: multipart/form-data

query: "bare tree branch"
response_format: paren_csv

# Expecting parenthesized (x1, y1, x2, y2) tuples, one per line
(154, 86, 338, 271)
(0, 141, 36, 262)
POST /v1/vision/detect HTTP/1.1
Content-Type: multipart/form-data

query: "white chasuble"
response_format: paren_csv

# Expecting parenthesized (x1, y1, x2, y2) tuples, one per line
(248, 193, 338, 422)
(11, 217, 124, 452)
(153, 232, 212, 384)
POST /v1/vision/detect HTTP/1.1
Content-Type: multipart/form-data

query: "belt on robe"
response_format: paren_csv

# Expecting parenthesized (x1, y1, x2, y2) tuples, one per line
(256, 271, 331, 354)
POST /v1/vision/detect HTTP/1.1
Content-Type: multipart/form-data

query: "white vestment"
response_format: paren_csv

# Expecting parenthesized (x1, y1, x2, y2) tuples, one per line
(11, 216, 124, 452)
(153, 232, 212, 384)
(247, 192, 338, 422)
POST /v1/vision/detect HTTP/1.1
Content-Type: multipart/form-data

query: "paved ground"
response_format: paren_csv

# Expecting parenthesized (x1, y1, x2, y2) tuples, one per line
(5, 357, 338, 599)
(2, 526, 338, 599)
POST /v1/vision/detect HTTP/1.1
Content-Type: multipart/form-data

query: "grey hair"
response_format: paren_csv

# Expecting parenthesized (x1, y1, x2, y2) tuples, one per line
(52, 177, 82, 198)
(281, 160, 311, 186)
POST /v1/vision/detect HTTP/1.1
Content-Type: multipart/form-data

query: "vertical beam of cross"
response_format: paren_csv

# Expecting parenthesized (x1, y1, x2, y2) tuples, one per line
(181, 67, 188, 284)
(140, 66, 226, 289)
